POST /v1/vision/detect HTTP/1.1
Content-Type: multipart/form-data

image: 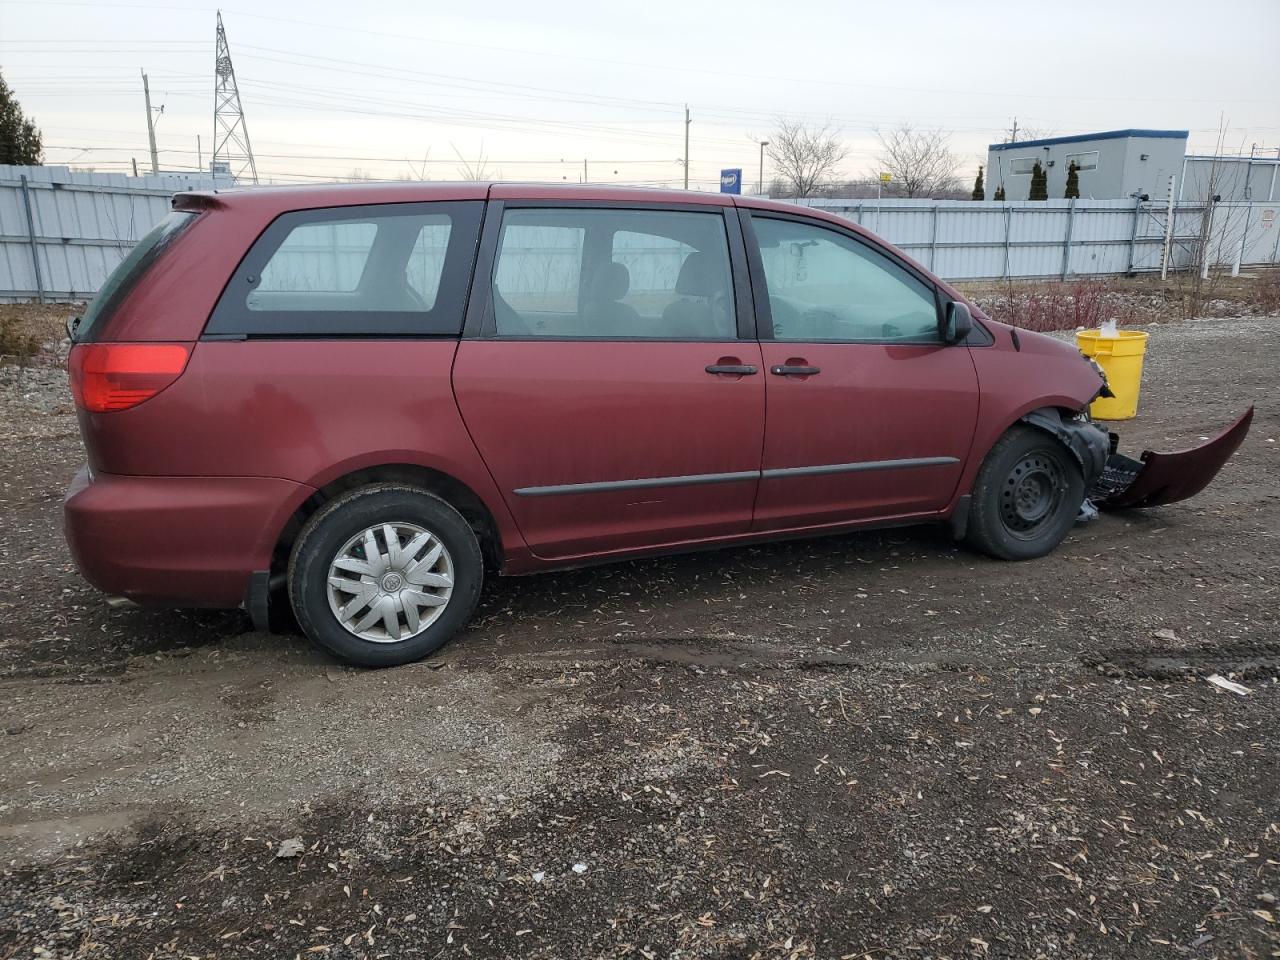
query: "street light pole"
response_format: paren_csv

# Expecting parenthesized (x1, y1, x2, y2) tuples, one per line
(758, 140, 768, 195)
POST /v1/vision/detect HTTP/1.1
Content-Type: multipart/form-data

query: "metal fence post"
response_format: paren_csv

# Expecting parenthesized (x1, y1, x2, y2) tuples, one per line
(1126, 197, 1142, 273)
(19, 175, 46, 304)
(1161, 178, 1176, 280)
(1061, 197, 1077, 280)
(929, 203, 940, 272)
(1002, 205, 1012, 278)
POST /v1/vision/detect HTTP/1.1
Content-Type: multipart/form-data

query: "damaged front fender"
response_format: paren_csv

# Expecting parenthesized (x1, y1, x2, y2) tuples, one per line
(1090, 406, 1254, 509)
(1020, 408, 1110, 490)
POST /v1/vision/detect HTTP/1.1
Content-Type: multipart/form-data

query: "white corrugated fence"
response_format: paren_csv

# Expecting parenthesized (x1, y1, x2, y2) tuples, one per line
(2, 166, 1278, 301)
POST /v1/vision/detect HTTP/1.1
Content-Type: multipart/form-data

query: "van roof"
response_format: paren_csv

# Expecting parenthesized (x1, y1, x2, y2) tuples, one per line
(175, 181, 740, 214)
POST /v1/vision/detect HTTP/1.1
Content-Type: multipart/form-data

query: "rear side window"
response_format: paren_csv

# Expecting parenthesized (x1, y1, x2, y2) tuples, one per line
(75, 211, 196, 342)
(254, 222, 377, 297)
(207, 201, 483, 337)
(488, 207, 737, 339)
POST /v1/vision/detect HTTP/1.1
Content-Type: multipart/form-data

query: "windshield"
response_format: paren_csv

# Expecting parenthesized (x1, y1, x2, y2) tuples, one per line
(74, 211, 197, 342)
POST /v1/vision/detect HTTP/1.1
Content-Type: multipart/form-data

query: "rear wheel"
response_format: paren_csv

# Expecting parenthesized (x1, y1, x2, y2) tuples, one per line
(965, 426, 1083, 561)
(288, 484, 483, 666)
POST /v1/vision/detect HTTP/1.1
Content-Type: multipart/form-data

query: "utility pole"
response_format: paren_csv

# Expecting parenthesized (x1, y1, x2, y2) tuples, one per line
(141, 69, 159, 174)
(197, 135, 202, 174)
(758, 140, 768, 195)
(683, 105, 691, 190)
(583, 158, 588, 184)
(131, 157, 138, 178)
(1010, 117, 1018, 143)
(213, 11, 259, 184)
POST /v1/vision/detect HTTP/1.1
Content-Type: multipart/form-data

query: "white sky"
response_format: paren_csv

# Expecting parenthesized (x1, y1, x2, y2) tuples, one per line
(2, 0, 1277, 189)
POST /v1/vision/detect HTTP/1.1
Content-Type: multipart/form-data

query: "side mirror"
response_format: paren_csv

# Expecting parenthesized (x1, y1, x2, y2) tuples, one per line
(942, 301, 974, 345)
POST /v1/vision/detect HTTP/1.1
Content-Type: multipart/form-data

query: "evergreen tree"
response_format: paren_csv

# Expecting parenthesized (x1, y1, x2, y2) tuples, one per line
(1028, 160, 1048, 200)
(1064, 160, 1080, 199)
(0, 71, 42, 165)
(971, 165, 985, 200)
(994, 184, 1006, 201)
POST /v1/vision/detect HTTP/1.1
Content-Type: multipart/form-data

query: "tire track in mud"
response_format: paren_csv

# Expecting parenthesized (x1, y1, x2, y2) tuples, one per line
(1086, 637, 1280, 681)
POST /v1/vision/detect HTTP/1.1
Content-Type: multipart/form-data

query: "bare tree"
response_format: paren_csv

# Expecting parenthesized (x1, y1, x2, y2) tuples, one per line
(766, 120, 849, 198)
(453, 143, 500, 181)
(1167, 117, 1253, 319)
(406, 148, 432, 181)
(873, 125, 961, 198)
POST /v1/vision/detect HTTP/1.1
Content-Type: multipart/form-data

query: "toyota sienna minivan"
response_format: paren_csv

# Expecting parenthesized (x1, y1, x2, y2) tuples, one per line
(63, 182, 1247, 666)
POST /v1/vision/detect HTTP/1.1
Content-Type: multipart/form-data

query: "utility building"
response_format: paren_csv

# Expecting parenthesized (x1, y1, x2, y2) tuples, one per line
(987, 129, 1188, 201)
(1180, 151, 1280, 203)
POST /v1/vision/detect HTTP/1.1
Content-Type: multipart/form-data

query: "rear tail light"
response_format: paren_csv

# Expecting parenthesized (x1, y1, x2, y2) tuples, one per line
(69, 342, 192, 413)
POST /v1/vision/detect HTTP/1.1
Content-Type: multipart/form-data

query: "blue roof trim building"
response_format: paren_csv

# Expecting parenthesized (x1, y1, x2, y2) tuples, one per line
(989, 129, 1189, 152)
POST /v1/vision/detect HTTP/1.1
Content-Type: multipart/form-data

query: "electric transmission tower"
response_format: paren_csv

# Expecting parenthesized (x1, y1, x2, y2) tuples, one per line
(212, 11, 258, 184)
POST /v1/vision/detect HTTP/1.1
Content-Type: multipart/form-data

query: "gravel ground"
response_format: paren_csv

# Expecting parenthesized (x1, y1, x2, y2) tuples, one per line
(0, 313, 1277, 959)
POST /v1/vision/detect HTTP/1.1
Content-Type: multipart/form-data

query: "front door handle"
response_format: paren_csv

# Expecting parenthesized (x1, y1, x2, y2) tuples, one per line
(770, 364, 821, 376)
(706, 363, 758, 376)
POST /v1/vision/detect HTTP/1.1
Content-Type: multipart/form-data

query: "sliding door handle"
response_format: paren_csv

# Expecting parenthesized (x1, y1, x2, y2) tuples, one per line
(770, 364, 821, 376)
(705, 363, 758, 375)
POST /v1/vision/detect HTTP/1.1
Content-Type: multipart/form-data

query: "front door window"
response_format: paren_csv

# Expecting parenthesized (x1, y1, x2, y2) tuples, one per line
(753, 217, 939, 343)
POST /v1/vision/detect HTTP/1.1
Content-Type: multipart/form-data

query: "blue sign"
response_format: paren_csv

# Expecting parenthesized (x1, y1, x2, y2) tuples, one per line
(720, 168, 742, 194)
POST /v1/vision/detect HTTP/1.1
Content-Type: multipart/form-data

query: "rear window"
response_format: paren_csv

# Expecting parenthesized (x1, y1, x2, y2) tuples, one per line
(75, 211, 196, 342)
(207, 201, 482, 338)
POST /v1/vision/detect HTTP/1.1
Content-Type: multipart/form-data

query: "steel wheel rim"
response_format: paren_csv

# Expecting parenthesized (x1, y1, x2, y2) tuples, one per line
(326, 522, 454, 643)
(1000, 451, 1066, 540)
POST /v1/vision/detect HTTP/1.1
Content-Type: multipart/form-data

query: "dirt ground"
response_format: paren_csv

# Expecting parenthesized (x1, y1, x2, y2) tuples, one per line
(0, 308, 1277, 959)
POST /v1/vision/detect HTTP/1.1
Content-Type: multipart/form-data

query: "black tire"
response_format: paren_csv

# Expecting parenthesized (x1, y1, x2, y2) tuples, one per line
(965, 426, 1084, 561)
(287, 484, 483, 667)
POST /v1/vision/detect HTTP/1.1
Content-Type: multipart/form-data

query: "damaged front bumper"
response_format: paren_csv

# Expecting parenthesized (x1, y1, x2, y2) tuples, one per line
(1089, 406, 1254, 509)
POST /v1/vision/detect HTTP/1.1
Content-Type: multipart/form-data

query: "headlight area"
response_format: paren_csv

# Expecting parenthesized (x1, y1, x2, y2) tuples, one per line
(1084, 356, 1116, 400)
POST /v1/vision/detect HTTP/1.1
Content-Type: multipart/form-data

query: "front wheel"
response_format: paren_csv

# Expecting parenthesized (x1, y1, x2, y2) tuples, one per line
(288, 485, 483, 667)
(965, 426, 1084, 561)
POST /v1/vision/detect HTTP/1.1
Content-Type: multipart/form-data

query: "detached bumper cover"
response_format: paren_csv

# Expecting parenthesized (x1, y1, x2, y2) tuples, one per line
(1091, 406, 1253, 509)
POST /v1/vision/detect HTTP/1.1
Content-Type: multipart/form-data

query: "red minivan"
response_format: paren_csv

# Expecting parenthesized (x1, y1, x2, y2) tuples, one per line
(62, 182, 1233, 666)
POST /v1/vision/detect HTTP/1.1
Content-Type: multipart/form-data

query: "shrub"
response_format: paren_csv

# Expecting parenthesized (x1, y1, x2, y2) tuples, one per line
(981, 279, 1146, 333)
(0, 311, 40, 364)
(1028, 161, 1048, 201)
(1250, 270, 1280, 314)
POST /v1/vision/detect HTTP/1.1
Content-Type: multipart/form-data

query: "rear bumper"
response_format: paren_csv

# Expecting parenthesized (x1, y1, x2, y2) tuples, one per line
(63, 466, 312, 607)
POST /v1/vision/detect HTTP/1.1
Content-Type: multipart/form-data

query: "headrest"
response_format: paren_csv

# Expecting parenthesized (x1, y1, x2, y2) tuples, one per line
(590, 261, 630, 302)
(675, 251, 720, 297)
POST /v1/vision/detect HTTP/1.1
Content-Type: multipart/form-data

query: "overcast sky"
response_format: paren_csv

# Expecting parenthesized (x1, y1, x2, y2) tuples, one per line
(2, 0, 1277, 188)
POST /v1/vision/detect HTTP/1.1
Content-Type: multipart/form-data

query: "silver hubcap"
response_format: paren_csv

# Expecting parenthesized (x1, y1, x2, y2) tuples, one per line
(326, 522, 454, 643)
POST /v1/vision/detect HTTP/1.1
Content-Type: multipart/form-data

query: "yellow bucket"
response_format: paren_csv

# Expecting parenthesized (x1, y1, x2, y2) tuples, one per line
(1075, 329, 1149, 421)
